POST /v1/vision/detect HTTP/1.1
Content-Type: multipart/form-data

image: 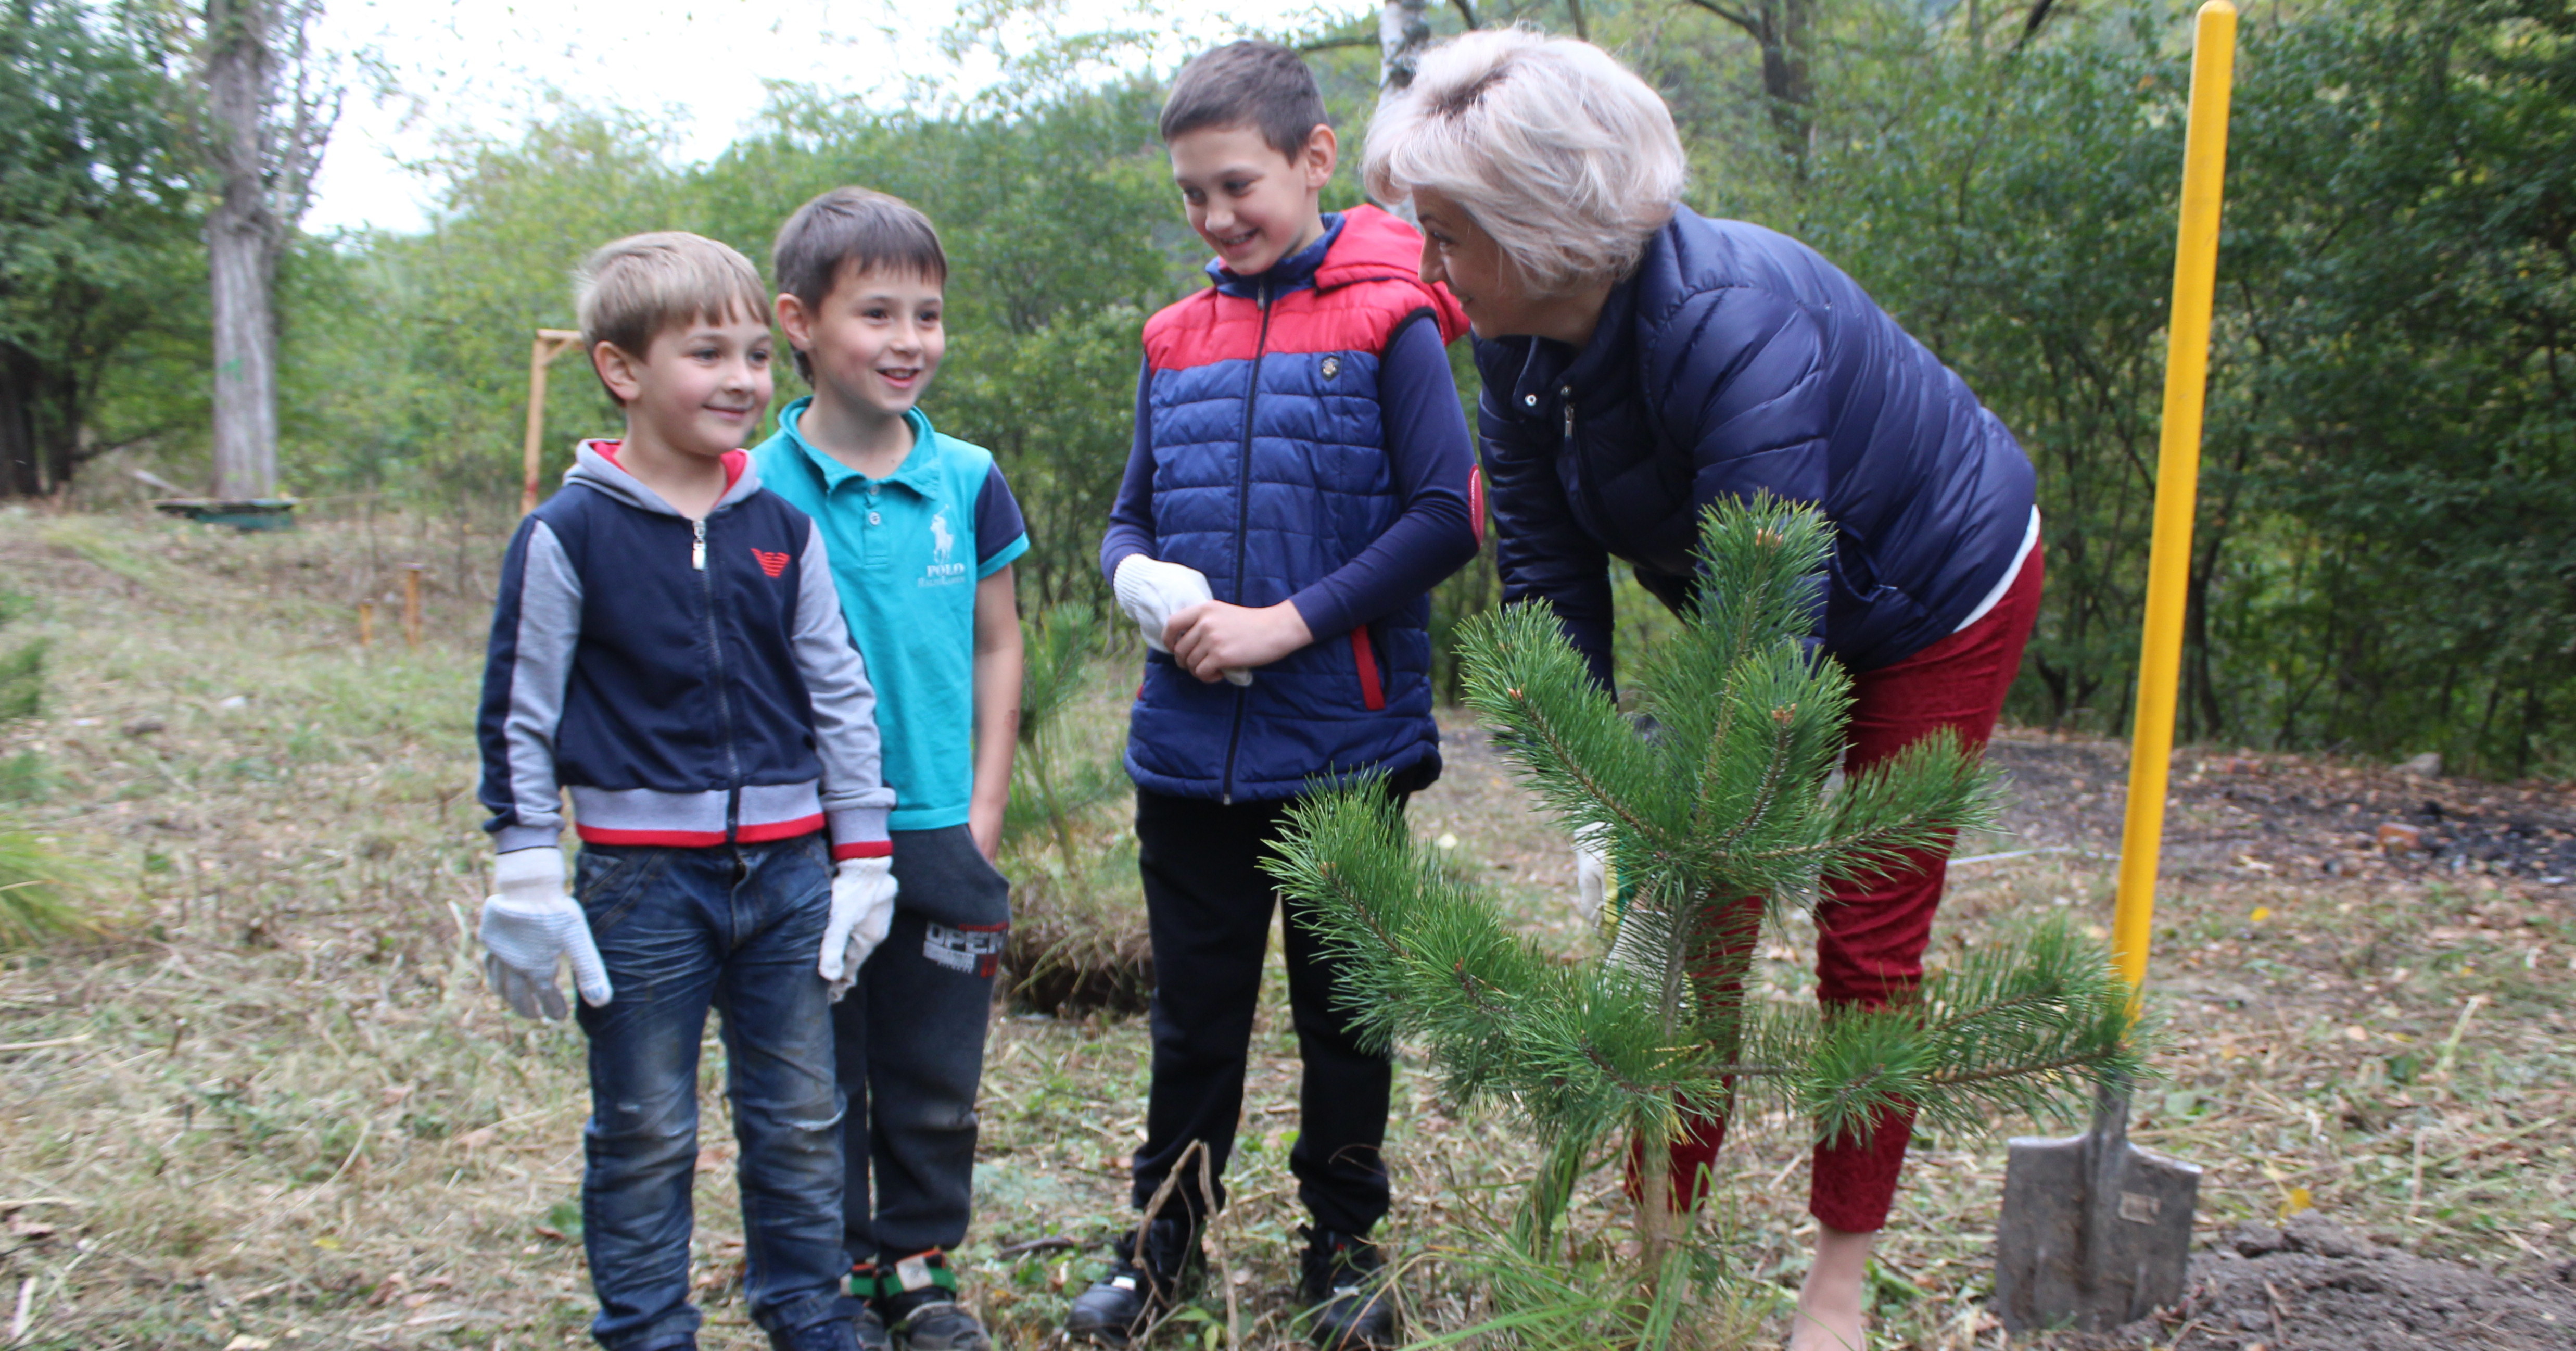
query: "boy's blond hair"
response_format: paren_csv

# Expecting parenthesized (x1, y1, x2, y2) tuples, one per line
(574, 232, 770, 402)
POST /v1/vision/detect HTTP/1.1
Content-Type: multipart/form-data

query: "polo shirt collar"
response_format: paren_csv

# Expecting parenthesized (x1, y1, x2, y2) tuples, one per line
(778, 397, 946, 495)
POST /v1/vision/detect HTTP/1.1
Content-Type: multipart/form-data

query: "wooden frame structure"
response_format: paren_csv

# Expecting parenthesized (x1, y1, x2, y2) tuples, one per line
(520, 329, 586, 514)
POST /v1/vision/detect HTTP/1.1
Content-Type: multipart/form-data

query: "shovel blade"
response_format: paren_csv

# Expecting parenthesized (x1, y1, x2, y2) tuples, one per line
(1995, 1129, 2201, 1332)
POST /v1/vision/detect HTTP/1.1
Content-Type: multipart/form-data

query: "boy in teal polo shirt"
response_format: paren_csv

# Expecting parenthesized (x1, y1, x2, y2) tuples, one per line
(754, 187, 1027, 1351)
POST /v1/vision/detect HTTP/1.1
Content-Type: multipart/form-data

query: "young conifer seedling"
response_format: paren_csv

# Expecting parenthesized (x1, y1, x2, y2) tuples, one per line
(1267, 497, 2143, 1336)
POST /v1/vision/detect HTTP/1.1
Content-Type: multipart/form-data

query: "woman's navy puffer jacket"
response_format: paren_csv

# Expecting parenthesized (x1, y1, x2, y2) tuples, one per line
(1475, 206, 2036, 684)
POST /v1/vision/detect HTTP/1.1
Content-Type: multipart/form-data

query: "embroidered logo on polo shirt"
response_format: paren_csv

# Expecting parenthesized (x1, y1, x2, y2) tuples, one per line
(750, 548, 790, 578)
(917, 507, 969, 588)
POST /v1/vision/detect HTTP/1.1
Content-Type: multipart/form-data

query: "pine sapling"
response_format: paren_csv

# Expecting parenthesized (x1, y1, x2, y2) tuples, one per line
(1267, 496, 2142, 1312)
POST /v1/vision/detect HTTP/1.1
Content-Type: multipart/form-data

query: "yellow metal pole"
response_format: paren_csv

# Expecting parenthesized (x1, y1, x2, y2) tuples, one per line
(2113, 0, 2237, 995)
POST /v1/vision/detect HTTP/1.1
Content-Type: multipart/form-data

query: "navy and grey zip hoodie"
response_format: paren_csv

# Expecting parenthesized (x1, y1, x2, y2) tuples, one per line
(477, 441, 896, 860)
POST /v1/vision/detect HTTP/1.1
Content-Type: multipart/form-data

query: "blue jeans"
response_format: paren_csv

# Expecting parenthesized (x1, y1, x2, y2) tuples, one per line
(573, 835, 847, 1350)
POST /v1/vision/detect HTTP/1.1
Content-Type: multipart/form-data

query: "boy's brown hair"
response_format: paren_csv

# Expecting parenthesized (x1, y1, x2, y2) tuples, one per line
(771, 188, 948, 382)
(1159, 40, 1328, 159)
(573, 232, 769, 405)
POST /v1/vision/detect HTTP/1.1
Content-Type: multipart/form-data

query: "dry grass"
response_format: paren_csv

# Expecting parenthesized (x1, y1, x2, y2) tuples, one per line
(0, 508, 2566, 1349)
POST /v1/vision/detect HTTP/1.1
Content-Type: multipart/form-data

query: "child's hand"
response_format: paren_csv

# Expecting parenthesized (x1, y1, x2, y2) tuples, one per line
(1166, 600, 1312, 683)
(969, 801, 1005, 861)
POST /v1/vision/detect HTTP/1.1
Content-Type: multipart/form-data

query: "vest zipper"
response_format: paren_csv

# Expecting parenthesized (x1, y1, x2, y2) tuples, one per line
(1219, 281, 1276, 805)
(695, 514, 743, 837)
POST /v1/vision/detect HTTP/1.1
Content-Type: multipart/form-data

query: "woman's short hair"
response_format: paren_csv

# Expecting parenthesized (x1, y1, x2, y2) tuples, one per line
(1363, 29, 1684, 293)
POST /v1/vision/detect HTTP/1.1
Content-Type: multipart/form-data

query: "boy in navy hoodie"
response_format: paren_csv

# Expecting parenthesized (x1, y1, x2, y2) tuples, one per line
(1068, 42, 1478, 1351)
(476, 231, 896, 1351)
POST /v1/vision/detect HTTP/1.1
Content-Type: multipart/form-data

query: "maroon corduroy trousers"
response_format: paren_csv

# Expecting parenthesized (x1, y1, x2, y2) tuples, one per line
(1627, 538, 2046, 1233)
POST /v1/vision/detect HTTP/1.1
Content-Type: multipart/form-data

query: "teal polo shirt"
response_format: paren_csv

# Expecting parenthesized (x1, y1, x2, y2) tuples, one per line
(753, 398, 1029, 831)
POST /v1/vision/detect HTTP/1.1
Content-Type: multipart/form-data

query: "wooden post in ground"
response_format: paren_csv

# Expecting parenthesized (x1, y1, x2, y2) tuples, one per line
(357, 601, 375, 648)
(401, 565, 424, 651)
(522, 329, 586, 515)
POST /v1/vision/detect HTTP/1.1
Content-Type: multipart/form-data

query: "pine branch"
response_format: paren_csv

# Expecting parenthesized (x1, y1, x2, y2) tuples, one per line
(1460, 603, 1677, 848)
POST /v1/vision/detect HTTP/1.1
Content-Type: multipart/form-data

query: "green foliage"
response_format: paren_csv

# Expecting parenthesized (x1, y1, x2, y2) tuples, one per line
(1009, 602, 1123, 863)
(1003, 602, 1152, 1016)
(0, 0, 199, 495)
(0, 824, 90, 949)
(1800, 0, 2576, 773)
(1269, 499, 2140, 1314)
(0, 588, 42, 719)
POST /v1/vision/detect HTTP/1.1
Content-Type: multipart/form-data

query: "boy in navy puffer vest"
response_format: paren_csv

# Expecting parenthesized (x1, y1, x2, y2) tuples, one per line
(476, 233, 896, 1351)
(1069, 41, 1478, 1351)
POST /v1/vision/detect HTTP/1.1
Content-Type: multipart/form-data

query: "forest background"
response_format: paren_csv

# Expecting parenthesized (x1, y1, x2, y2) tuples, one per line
(6, 0, 2574, 777)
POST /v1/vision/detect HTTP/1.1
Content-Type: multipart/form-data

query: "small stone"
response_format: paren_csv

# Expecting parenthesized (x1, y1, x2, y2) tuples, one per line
(2396, 751, 2443, 777)
(2231, 1221, 2288, 1256)
(2285, 1211, 2362, 1258)
(123, 718, 165, 737)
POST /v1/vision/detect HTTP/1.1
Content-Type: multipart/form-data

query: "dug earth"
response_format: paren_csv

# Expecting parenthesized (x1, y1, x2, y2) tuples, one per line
(2056, 1212, 2576, 1350)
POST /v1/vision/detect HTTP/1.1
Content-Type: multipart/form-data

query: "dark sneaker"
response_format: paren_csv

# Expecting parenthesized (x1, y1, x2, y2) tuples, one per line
(768, 1311, 862, 1351)
(872, 1250, 988, 1351)
(1063, 1217, 1201, 1347)
(1299, 1227, 1397, 1350)
(886, 1296, 992, 1351)
(848, 1300, 893, 1351)
(841, 1267, 893, 1351)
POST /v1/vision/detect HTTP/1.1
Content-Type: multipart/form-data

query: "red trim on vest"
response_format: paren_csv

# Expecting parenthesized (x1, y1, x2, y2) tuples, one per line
(1469, 465, 1487, 546)
(1351, 626, 1387, 712)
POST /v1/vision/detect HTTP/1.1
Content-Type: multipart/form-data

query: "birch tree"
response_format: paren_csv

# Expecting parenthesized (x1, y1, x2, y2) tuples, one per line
(196, 0, 334, 498)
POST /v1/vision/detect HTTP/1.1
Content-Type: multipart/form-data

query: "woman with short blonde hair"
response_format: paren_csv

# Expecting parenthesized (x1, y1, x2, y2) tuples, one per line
(1368, 29, 2047, 1351)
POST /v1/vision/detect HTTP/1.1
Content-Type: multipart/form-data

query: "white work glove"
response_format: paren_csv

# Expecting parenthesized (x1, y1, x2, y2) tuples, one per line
(479, 847, 612, 1020)
(819, 856, 899, 1000)
(1114, 555, 1252, 687)
(1573, 826, 1611, 925)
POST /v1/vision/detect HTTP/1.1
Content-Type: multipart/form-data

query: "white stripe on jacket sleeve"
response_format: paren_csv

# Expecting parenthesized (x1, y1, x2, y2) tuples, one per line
(496, 521, 583, 853)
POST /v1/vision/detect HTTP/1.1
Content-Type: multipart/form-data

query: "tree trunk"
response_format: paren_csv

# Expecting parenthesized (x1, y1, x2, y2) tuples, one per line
(1380, 0, 1432, 102)
(1759, 0, 1813, 166)
(204, 0, 282, 500)
(1679, 0, 1815, 167)
(0, 350, 40, 498)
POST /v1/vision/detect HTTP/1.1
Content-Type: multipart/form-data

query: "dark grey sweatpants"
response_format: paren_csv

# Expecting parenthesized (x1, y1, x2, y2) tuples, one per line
(835, 824, 1010, 1267)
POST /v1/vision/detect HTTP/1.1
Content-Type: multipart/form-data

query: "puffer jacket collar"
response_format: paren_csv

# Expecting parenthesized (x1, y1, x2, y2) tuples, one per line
(562, 439, 763, 516)
(1203, 208, 1471, 341)
(1491, 261, 1642, 426)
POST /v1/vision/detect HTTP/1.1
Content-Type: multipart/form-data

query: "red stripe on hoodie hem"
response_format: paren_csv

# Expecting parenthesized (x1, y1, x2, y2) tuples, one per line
(735, 814, 825, 843)
(577, 825, 729, 848)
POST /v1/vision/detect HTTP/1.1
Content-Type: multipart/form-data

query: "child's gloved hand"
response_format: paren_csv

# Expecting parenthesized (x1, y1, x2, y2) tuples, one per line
(820, 856, 899, 1000)
(479, 846, 613, 1020)
(1572, 826, 1610, 925)
(1115, 555, 1251, 686)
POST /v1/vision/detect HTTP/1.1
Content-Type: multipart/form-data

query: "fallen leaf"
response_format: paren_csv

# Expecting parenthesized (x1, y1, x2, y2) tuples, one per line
(456, 1127, 496, 1150)
(222, 1338, 274, 1351)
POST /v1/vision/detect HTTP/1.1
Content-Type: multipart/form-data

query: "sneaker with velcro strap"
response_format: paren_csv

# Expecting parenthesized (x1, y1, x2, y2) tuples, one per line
(872, 1249, 989, 1351)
